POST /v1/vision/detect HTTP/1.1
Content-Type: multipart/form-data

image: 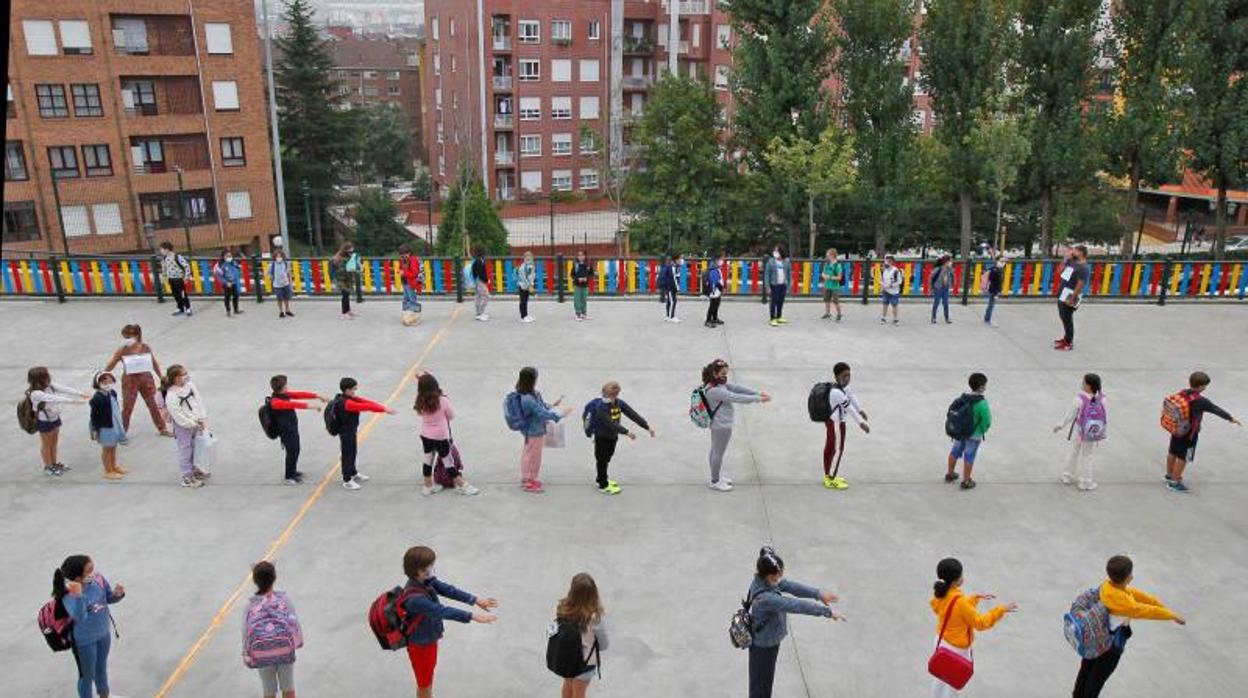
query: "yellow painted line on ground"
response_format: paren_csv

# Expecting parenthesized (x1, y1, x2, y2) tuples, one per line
(153, 306, 462, 698)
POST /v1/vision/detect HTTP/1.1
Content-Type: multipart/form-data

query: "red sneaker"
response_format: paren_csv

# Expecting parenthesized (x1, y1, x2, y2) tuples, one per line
(1054, 341, 1073, 351)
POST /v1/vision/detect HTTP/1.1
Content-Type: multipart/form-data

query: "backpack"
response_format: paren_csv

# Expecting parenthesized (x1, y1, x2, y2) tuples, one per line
(979, 269, 992, 293)
(807, 382, 834, 422)
(700, 268, 716, 297)
(728, 588, 771, 649)
(17, 393, 41, 434)
(582, 398, 604, 438)
(243, 593, 302, 668)
(37, 598, 74, 652)
(258, 398, 280, 440)
(368, 585, 427, 651)
(323, 395, 345, 436)
(176, 254, 190, 274)
(546, 620, 600, 679)
(503, 392, 528, 432)
(945, 394, 983, 440)
(1160, 391, 1194, 436)
(689, 386, 720, 429)
(1063, 587, 1114, 659)
(1074, 394, 1108, 442)
(432, 443, 465, 488)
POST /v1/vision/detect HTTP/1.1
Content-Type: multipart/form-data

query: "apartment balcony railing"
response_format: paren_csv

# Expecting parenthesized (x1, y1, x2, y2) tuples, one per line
(497, 187, 515, 201)
(494, 113, 514, 128)
(662, 0, 710, 15)
(492, 36, 512, 51)
(678, 40, 690, 54)
(492, 76, 513, 91)
(623, 37, 655, 53)
(495, 150, 515, 165)
(621, 75, 652, 89)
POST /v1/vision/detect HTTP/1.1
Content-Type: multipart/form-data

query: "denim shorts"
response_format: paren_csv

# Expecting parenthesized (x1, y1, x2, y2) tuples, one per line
(950, 438, 982, 464)
(274, 285, 292, 301)
(881, 292, 900, 307)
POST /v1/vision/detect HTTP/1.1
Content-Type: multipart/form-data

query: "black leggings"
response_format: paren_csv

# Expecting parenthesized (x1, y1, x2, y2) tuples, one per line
(1058, 301, 1077, 343)
(519, 289, 530, 318)
(341, 289, 351, 314)
(280, 430, 301, 479)
(223, 284, 240, 313)
(594, 436, 618, 488)
(421, 437, 458, 479)
(170, 278, 191, 312)
(706, 297, 722, 323)
(748, 644, 780, 698)
(664, 289, 677, 318)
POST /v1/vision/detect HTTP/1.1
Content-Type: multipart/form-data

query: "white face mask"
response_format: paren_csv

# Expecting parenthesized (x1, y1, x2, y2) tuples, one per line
(224, 256, 234, 263)
(122, 337, 137, 347)
(773, 251, 780, 259)
(99, 382, 114, 392)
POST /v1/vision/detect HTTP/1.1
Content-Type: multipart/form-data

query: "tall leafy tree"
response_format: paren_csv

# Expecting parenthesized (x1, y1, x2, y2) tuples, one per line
(764, 126, 858, 256)
(1177, 0, 1248, 259)
(435, 171, 509, 256)
(832, 0, 918, 254)
(1102, 0, 1185, 256)
(969, 110, 1031, 249)
(921, 0, 1013, 260)
(341, 105, 415, 185)
(1017, 0, 1104, 255)
(350, 188, 412, 255)
(626, 75, 733, 254)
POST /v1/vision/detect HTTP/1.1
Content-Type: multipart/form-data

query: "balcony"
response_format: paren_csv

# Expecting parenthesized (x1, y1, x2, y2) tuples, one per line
(621, 75, 652, 90)
(110, 15, 195, 56)
(552, 37, 573, 48)
(662, 0, 710, 14)
(495, 150, 515, 166)
(678, 40, 690, 55)
(623, 36, 655, 54)
(497, 187, 515, 202)
(492, 76, 513, 91)
(494, 113, 514, 129)
(492, 36, 511, 51)
(121, 77, 203, 118)
(130, 135, 210, 175)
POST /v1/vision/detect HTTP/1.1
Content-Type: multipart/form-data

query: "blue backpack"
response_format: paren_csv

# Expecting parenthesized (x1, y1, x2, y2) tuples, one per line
(503, 392, 527, 431)
(1063, 587, 1114, 659)
(582, 398, 604, 438)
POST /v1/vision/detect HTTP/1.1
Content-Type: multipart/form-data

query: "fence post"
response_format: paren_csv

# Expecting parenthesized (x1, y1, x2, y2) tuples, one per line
(860, 260, 870, 305)
(152, 255, 166, 304)
(455, 255, 464, 304)
(51, 256, 67, 304)
(1157, 257, 1172, 306)
(960, 258, 971, 306)
(556, 253, 566, 303)
(251, 254, 264, 303)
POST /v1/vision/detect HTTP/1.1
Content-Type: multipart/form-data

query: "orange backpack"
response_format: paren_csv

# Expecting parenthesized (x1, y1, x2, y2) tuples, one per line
(1160, 391, 1194, 436)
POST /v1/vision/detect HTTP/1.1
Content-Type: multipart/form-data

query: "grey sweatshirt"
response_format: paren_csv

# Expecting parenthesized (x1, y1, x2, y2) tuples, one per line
(704, 382, 762, 429)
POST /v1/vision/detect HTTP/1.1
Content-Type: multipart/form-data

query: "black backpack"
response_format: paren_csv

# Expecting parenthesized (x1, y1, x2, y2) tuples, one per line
(546, 620, 599, 679)
(945, 394, 983, 440)
(807, 382, 834, 422)
(258, 398, 280, 440)
(324, 395, 345, 436)
(700, 270, 713, 297)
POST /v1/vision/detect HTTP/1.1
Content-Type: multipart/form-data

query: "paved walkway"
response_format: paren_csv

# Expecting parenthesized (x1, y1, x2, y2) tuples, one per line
(1, 296, 1245, 697)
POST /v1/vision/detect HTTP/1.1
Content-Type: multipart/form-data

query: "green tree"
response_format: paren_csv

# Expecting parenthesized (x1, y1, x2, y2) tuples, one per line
(435, 172, 509, 256)
(764, 126, 858, 257)
(1177, 0, 1248, 259)
(275, 0, 344, 252)
(350, 188, 412, 255)
(969, 110, 1031, 249)
(341, 105, 415, 184)
(626, 75, 733, 254)
(1101, 0, 1185, 256)
(921, 0, 1013, 260)
(832, 0, 918, 254)
(1017, 0, 1104, 255)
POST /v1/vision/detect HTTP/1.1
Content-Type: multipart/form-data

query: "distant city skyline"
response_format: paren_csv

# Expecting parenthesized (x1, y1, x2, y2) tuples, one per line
(257, 0, 424, 33)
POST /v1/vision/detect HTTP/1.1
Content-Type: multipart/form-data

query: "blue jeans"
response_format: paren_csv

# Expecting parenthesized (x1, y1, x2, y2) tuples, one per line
(984, 293, 998, 323)
(950, 438, 982, 465)
(402, 283, 420, 311)
(931, 287, 950, 321)
(73, 634, 110, 698)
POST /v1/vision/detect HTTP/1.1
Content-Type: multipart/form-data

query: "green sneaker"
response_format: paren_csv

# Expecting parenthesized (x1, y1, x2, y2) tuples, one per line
(823, 474, 836, 489)
(598, 483, 622, 495)
(830, 476, 849, 490)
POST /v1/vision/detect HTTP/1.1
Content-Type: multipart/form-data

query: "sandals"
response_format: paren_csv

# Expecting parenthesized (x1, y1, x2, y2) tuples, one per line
(943, 472, 958, 483)
(960, 479, 977, 490)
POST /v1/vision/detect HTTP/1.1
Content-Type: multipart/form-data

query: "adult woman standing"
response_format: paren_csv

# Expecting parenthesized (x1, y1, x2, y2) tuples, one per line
(506, 366, 570, 493)
(517, 251, 537, 322)
(163, 364, 209, 488)
(53, 554, 125, 698)
(929, 557, 1017, 697)
(105, 324, 170, 436)
(763, 244, 790, 327)
(26, 367, 88, 476)
(701, 359, 770, 491)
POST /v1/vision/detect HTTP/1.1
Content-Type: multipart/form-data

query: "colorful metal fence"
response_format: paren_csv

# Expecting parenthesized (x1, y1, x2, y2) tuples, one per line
(2, 256, 1245, 300)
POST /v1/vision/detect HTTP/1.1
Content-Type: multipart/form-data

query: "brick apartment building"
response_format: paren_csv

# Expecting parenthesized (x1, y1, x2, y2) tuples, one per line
(5, 0, 279, 256)
(327, 32, 426, 164)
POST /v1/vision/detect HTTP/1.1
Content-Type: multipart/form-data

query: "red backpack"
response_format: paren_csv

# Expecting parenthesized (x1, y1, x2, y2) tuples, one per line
(368, 585, 428, 650)
(37, 598, 74, 651)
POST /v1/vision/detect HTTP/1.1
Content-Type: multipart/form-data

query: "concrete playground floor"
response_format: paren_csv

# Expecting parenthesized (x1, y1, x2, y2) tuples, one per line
(0, 294, 1246, 698)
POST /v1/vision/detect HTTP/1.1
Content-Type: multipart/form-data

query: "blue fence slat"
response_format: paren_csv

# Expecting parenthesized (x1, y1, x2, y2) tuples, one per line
(1208, 264, 1221, 297)
(1138, 264, 1151, 297)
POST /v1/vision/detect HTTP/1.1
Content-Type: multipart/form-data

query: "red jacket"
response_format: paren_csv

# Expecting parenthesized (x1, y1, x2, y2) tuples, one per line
(270, 390, 320, 411)
(344, 396, 387, 413)
(401, 255, 423, 290)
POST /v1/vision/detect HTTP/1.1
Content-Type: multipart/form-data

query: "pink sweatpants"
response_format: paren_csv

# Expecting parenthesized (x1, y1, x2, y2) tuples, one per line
(520, 435, 544, 482)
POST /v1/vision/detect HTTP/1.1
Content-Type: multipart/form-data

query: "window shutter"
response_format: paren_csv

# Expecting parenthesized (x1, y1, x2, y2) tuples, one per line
(92, 204, 124, 235)
(212, 81, 239, 110)
(62, 205, 91, 237)
(59, 21, 93, 50)
(204, 23, 233, 54)
(226, 191, 252, 219)
(23, 20, 57, 55)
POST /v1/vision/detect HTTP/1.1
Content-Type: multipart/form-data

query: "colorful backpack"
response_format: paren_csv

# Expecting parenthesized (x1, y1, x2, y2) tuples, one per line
(1075, 394, 1108, 442)
(689, 386, 720, 429)
(1063, 587, 1113, 659)
(37, 598, 74, 652)
(728, 588, 772, 649)
(243, 592, 302, 668)
(1160, 391, 1194, 436)
(368, 585, 427, 651)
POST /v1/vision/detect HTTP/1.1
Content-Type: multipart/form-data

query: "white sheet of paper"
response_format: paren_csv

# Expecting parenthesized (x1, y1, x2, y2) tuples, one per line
(1061, 266, 1074, 282)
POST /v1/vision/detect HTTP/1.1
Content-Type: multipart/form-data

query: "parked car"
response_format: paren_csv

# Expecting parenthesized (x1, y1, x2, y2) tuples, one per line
(1224, 235, 1248, 251)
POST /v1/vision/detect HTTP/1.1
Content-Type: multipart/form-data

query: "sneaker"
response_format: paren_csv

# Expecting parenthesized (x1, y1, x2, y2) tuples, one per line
(1055, 341, 1073, 351)
(1164, 473, 1175, 483)
(776, 318, 789, 324)
(421, 484, 444, 496)
(1077, 480, 1099, 492)
(284, 478, 301, 485)
(670, 317, 682, 323)
(714, 319, 725, 325)
(457, 483, 480, 496)
(279, 312, 287, 319)
(285, 311, 295, 317)
(598, 483, 622, 495)
(171, 310, 185, 316)
(821, 313, 831, 320)
(575, 316, 585, 322)
(1166, 480, 1189, 493)
(292, 471, 305, 481)
(192, 467, 211, 480)
(234, 309, 244, 315)
(769, 319, 781, 327)
(823, 474, 836, 489)
(708, 479, 733, 492)
(1060, 472, 1075, 485)
(114, 465, 130, 474)
(960, 479, 977, 490)
(945, 318, 953, 324)
(988, 321, 999, 328)
(521, 316, 535, 323)
(830, 476, 849, 490)
(931, 318, 938, 324)
(836, 315, 842, 322)
(353, 473, 370, 483)
(44, 465, 59, 477)
(943, 472, 958, 483)
(523, 481, 545, 493)
(104, 470, 125, 480)
(185, 309, 194, 316)
(342, 479, 362, 491)
(880, 317, 887, 324)
(892, 319, 900, 325)
(705, 321, 717, 328)
(181, 476, 204, 489)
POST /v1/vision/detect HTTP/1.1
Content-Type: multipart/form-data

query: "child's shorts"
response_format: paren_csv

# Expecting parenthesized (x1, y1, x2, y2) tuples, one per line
(950, 438, 982, 464)
(1168, 434, 1197, 461)
(881, 292, 900, 307)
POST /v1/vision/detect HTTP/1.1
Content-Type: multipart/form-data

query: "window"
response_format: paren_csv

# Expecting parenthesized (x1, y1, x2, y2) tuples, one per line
(520, 170, 542, 192)
(71, 84, 104, 117)
(5, 142, 29, 181)
(220, 137, 245, 166)
(48, 146, 79, 179)
(3, 202, 41, 242)
(520, 135, 542, 157)
(121, 79, 156, 114)
(579, 95, 599, 120)
(451, 55, 457, 72)
(204, 23, 233, 54)
(131, 139, 165, 173)
(212, 81, 239, 110)
(82, 144, 113, 176)
(363, 86, 379, 97)
(92, 203, 124, 235)
(551, 169, 572, 191)
(112, 17, 150, 54)
(59, 20, 93, 54)
(23, 20, 58, 56)
(551, 20, 572, 42)
(435, 88, 442, 107)
(580, 131, 598, 154)
(431, 16, 438, 41)
(518, 20, 540, 43)
(588, 20, 601, 40)
(912, 109, 927, 128)
(551, 59, 572, 82)
(449, 18, 456, 37)
(551, 96, 572, 120)
(717, 25, 732, 49)
(337, 85, 351, 96)
(714, 65, 729, 90)
(519, 59, 540, 81)
(579, 169, 599, 189)
(388, 85, 401, 96)
(433, 54, 441, 75)
(61, 205, 91, 237)
(519, 96, 541, 120)
(452, 91, 459, 109)
(692, 24, 701, 48)
(658, 24, 668, 46)
(6, 84, 13, 118)
(552, 133, 572, 155)
(579, 59, 600, 82)
(387, 71, 401, 80)
(226, 191, 252, 219)
(913, 70, 926, 95)
(36, 84, 69, 118)
(140, 189, 216, 229)
(363, 70, 379, 79)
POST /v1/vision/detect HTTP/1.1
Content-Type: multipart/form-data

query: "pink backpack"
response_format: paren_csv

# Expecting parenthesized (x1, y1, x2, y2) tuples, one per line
(38, 598, 74, 652)
(243, 592, 302, 668)
(1074, 394, 1108, 442)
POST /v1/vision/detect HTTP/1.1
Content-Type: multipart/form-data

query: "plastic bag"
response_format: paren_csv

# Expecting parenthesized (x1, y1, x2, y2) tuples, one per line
(192, 431, 218, 472)
(544, 420, 565, 449)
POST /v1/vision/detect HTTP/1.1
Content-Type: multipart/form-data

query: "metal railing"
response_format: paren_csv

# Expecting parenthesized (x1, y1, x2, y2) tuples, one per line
(492, 76, 513, 90)
(493, 113, 514, 128)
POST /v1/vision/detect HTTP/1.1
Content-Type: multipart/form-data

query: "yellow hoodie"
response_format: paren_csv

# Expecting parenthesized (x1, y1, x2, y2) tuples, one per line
(930, 591, 1008, 649)
(1098, 581, 1176, 622)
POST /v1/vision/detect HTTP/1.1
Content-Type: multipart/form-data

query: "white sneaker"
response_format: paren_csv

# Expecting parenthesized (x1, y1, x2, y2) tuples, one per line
(670, 316, 681, 323)
(421, 484, 444, 496)
(1060, 472, 1075, 485)
(353, 473, 370, 483)
(521, 316, 535, 323)
(1078, 480, 1099, 492)
(708, 480, 733, 492)
(343, 480, 362, 491)
(720, 473, 733, 486)
(475, 314, 486, 321)
(457, 483, 480, 496)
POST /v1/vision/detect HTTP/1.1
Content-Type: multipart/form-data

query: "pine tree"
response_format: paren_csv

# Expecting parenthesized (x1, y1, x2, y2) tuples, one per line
(350, 188, 412, 255)
(435, 171, 509, 256)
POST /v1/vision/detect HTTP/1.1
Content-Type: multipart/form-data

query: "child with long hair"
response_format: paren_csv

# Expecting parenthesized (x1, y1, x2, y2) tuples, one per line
(554, 573, 609, 698)
(162, 364, 209, 488)
(53, 554, 125, 698)
(414, 372, 479, 496)
(1053, 373, 1107, 491)
(242, 561, 302, 698)
(26, 366, 88, 476)
(929, 557, 1016, 697)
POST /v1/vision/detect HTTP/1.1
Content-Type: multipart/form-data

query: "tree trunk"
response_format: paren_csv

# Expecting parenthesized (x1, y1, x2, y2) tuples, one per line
(994, 198, 1003, 252)
(1213, 181, 1228, 261)
(1040, 187, 1054, 257)
(1121, 158, 1142, 258)
(313, 202, 324, 255)
(808, 194, 817, 258)
(874, 223, 887, 259)
(959, 189, 972, 261)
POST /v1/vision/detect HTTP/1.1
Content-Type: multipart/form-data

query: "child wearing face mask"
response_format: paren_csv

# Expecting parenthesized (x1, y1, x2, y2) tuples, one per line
(269, 249, 295, 318)
(163, 364, 209, 488)
(763, 245, 790, 327)
(53, 554, 125, 698)
(572, 250, 592, 321)
(88, 371, 127, 480)
(700, 359, 771, 491)
(213, 249, 244, 317)
(585, 381, 655, 495)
